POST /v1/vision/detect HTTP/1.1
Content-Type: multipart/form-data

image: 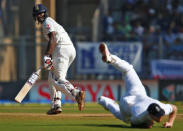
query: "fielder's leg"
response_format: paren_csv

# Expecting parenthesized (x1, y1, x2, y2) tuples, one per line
(98, 96, 123, 120)
(99, 42, 146, 96)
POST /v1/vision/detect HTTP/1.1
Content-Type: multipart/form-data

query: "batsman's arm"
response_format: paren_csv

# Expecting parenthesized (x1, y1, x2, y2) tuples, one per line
(45, 31, 57, 56)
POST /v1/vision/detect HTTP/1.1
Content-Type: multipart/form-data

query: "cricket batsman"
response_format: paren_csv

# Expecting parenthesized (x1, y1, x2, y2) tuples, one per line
(32, 4, 85, 114)
(98, 42, 177, 128)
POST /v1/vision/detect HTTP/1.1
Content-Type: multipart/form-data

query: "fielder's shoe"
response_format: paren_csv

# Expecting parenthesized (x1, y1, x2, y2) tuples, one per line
(99, 42, 112, 63)
(76, 91, 85, 111)
(47, 106, 62, 115)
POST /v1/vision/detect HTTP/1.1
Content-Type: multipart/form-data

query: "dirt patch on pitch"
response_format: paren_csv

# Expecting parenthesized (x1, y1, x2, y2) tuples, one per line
(1, 113, 183, 117)
(0, 113, 114, 121)
(1, 113, 183, 121)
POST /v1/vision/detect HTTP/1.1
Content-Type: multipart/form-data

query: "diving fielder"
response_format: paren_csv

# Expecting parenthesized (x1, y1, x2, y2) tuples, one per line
(98, 42, 177, 128)
(32, 4, 85, 114)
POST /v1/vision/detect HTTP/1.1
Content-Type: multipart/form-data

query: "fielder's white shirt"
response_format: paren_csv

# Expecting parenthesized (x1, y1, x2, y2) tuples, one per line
(120, 95, 173, 124)
(42, 17, 73, 45)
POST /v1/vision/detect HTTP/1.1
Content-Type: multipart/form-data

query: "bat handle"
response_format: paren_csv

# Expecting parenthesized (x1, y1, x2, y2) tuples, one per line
(35, 67, 42, 75)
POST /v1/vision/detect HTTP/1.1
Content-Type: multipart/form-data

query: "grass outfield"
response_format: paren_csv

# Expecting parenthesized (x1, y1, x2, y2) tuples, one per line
(0, 102, 183, 131)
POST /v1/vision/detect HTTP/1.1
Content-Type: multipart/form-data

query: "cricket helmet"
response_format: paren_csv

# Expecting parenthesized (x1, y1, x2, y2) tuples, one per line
(147, 103, 165, 118)
(32, 4, 48, 23)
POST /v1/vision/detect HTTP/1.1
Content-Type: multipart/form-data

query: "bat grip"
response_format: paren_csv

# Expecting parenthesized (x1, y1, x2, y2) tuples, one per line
(35, 67, 42, 75)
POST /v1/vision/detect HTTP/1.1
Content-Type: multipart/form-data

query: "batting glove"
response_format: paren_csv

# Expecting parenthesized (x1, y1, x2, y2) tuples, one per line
(43, 55, 53, 70)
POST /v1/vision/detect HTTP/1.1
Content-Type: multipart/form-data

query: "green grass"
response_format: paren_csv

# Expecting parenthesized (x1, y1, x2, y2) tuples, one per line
(0, 102, 183, 131)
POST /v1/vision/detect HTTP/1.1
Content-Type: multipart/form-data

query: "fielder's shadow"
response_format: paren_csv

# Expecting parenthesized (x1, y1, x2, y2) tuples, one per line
(23, 124, 156, 129)
(83, 124, 131, 128)
(84, 124, 157, 129)
(24, 123, 130, 128)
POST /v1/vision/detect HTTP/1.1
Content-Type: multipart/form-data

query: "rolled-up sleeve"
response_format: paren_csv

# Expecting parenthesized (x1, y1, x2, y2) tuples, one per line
(159, 103, 173, 115)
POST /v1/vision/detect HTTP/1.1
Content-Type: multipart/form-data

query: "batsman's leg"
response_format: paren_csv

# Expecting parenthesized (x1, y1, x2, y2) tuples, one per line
(47, 75, 62, 115)
(98, 96, 122, 120)
(47, 91, 62, 115)
(51, 45, 85, 111)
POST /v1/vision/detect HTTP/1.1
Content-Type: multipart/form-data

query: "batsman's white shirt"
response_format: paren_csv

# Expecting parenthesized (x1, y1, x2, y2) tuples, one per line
(42, 16, 76, 80)
(42, 17, 73, 45)
(42, 17, 77, 108)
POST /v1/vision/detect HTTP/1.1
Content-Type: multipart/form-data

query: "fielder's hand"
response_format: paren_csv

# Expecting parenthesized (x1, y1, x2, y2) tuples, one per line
(163, 122, 173, 128)
(43, 55, 53, 70)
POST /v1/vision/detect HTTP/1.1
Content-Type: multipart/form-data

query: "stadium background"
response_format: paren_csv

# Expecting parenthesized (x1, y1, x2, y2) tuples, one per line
(0, 0, 183, 103)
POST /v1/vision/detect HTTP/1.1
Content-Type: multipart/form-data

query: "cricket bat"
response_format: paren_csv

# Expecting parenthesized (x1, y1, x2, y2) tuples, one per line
(15, 67, 42, 103)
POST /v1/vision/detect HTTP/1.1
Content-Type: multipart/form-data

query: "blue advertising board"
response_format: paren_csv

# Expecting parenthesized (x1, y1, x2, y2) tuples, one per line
(76, 42, 142, 74)
(151, 59, 183, 79)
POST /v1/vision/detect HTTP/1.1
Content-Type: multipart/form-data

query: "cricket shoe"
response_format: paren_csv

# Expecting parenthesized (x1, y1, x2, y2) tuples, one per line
(99, 42, 112, 63)
(76, 91, 85, 111)
(47, 106, 62, 115)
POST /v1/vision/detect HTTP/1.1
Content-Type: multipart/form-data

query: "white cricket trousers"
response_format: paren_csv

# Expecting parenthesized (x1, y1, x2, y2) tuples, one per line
(48, 44, 77, 108)
(98, 55, 146, 122)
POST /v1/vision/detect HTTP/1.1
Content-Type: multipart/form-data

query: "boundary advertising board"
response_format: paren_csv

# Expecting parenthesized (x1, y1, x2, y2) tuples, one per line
(29, 80, 158, 103)
(76, 42, 142, 74)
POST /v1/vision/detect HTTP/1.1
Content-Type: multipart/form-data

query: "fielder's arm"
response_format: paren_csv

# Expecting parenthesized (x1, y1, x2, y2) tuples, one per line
(163, 104, 177, 128)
